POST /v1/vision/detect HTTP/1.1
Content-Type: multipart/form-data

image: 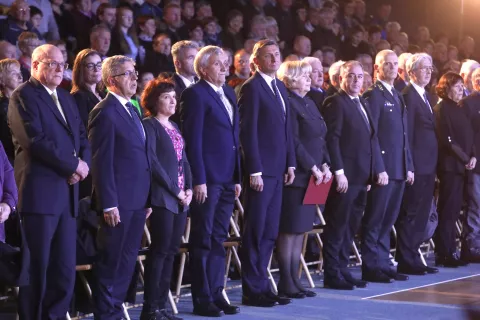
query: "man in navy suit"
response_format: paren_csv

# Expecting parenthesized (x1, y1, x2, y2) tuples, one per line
(362, 50, 413, 283)
(180, 46, 242, 317)
(238, 39, 296, 307)
(8, 44, 91, 319)
(322, 60, 381, 290)
(88, 55, 151, 319)
(396, 53, 439, 275)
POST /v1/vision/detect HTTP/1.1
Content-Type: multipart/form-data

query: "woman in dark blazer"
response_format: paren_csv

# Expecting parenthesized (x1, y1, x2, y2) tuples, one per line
(276, 60, 332, 298)
(433, 72, 474, 268)
(141, 78, 192, 320)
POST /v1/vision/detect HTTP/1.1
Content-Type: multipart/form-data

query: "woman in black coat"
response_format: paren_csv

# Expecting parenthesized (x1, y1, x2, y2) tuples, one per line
(276, 60, 332, 298)
(141, 78, 192, 320)
(433, 72, 474, 267)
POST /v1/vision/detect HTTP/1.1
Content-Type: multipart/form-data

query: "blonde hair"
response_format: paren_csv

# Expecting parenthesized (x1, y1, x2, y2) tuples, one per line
(277, 60, 312, 89)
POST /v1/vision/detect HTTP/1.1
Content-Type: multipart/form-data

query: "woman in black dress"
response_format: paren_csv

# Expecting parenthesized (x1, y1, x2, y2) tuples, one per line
(276, 60, 332, 298)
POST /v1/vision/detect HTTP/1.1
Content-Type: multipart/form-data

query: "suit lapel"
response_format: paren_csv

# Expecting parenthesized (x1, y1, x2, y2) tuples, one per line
(377, 81, 397, 106)
(255, 73, 285, 121)
(341, 91, 372, 135)
(199, 80, 232, 126)
(108, 93, 144, 143)
(411, 87, 434, 122)
(31, 78, 70, 131)
(57, 90, 76, 139)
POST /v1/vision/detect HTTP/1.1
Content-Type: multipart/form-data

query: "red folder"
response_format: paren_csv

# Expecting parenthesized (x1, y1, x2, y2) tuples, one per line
(302, 176, 333, 205)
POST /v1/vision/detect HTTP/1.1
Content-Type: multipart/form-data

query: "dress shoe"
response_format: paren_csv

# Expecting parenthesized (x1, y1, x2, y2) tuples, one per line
(214, 299, 240, 315)
(423, 266, 439, 274)
(381, 269, 409, 281)
(397, 264, 427, 275)
(265, 291, 292, 305)
(301, 289, 317, 297)
(277, 290, 306, 299)
(242, 294, 276, 307)
(140, 310, 165, 320)
(160, 309, 183, 320)
(193, 303, 224, 317)
(362, 270, 394, 283)
(436, 253, 468, 268)
(461, 247, 480, 263)
(343, 272, 368, 288)
(324, 277, 355, 290)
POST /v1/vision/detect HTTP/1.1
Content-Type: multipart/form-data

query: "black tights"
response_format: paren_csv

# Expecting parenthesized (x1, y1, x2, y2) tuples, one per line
(276, 232, 306, 293)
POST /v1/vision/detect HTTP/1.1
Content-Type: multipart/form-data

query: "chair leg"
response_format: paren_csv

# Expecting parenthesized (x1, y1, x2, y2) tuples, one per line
(222, 289, 230, 304)
(66, 312, 71, 320)
(168, 290, 178, 315)
(267, 253, 277, 293)
(122, 303, 131, 320)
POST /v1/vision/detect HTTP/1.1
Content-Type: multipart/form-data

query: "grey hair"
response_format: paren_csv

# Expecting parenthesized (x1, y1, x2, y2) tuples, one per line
(340, 60, 363, 79)
(171, 40, 199, 60)
(194, 45, 223, 77)
(329, 60, 345, 80)
(398, 52, 412, 70)
(375, 49, 396, 66)
(302, 56, 322, 67)
(460, 59, 480, 77)
(405, 53, 432, 74)
(102, 55, 135, 84)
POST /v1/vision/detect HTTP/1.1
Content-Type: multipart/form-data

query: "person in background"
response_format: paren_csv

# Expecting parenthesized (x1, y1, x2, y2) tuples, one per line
(0, 41, 17, 60)
(394, 52, 412, 92)
(95, 3, 116, 30)
(143, 33, 175, 77)
(433, 72, 473, 268)
(460, 60, 480, 97)
(187, 20, 205, 48)
(303, 56, 325, 111)
(140, 78, 192, 320)
(17, 31, 40, 81)
(221, 10, 244, 53)
(227, 48, 250, 89)
(50, 39, 72, 90)
(0, 140, 17, 243)
(0, 0, 42, 46)
(135, 71, 153, 108)
(361, 71, 372, 94)
(276, 60, 331, 299)
(203, 17, 222, 47)
(71, 0, 95, 52)
(89, 24, 111, 60)
(108, 5, 139, 60)
(137, 15, 156, 65)
(0, 59, 23, 164)
(51, 0, 75, 41)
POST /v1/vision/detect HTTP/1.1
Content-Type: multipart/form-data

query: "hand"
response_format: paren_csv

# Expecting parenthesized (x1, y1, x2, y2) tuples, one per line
(335, 174, 348, 193)
(367, 185, 371, 192)
(146, 207, 152, 219)
(104, 208, 121, 227)
(406, 171, 414, 185)
(193, 184, 207, 204)
(250, 175, 264, 192)
(75, 159, 89, 180)
(177, 189, 186, 202)
(312, 167, 323, 186)
(235, 184, 242, 199)
(466, 157, 477, 170)
(0, 203, 11, 223)
(181, 189, 193, 206)
(377, 171, 389, 186)
(284, 167, 295, 186)
(322, 165, 332, 183)
(68, 173, 81, 185)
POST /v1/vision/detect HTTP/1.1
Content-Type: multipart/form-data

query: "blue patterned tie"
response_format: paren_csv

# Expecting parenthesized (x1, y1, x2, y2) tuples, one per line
(126, 102, 145, 142)
(271, 79, 286, 119)
(423, 92, 432, 113)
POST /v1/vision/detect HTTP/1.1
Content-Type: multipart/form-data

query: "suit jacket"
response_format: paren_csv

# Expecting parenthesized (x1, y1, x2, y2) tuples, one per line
(0, 97, 14, 164)
(363, 81, 413, 179)
(180, 79, 241, 185)
(307, 88, 326, 114)
(171, 73, 187, 125)
(88, 93, 151, 212)
(436, 98, 475, 174)
(72, 89, 101, 128)
(325, 85, 338, 99)
(461, 91, 480, 174)
(288, 90, 330, 188)
(8, 77, 91, 215)
(143, 117, 192, 213)
(238, 72, 296, 177)
(322, 90, 381, 185)
(402, 84, 438, 175)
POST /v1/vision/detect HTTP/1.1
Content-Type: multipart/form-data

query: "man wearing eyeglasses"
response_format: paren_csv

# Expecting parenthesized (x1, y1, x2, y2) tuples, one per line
(88, 55, 152, 319)
(0, 0, 43, 46)
(8, 44, 91, 319)
(396, 53, 439, 276)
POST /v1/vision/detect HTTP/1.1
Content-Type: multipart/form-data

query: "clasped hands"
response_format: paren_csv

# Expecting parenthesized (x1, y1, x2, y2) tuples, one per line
(0, 203, 11, 223)
(177, 189, 193, 206)
(193, 184, 242, 204)
(312, 164, 332, 186)
(68, 159, 89, 185)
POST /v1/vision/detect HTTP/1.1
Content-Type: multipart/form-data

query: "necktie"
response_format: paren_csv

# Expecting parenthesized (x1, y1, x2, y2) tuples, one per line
(423, 92, 433, 113)
(353, 98, 371, 132)
(51, 92, 66, 122)
(271, 79, 286, 117)
(392, 89, 401, 106)
(126, 102, 146, 142)
(217, 88, 233, 123)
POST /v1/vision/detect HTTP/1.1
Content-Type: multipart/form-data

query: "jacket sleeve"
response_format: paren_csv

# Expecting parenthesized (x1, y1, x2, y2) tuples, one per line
(290, 100, 315, 171)
(323, 97, 345, 173)
(363, 91, 386, 175)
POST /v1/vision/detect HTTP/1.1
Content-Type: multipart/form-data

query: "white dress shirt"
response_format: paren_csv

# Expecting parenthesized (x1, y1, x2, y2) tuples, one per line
(410, 81, 432, 113)
(205, 80, 234, 123)
(378, 79, 394, 95)
(177, 73, 194, 88)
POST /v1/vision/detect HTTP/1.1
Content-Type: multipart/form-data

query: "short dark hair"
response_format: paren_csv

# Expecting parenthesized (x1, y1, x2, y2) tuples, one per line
(435, 71, 463, 100)
(141, 78, 176, 116)
(30, 5, 42, 17)
(368, 25, 382, 35)
(97, 3, 115, 16)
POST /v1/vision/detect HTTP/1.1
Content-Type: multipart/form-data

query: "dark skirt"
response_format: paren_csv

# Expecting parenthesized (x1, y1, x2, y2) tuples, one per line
(279, 187, 316, 234)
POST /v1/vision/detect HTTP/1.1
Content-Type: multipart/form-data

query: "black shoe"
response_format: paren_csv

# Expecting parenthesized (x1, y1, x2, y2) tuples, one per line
(265, 291, 292, 305)
(242, 294, 276, 307)
(301, 289, 317, 297)
(436, 253, 468, 267)
(140, 310, 164, 320)
(277, 290, 306, 299)
(362, 270, 394, 283)
(461, 248, 480, 263)
(381, 269, 409, 281)
(160, 309, 183, 320)
(324, 277, 355, 290)
(214, 299, 240, 315)
(342, 272, 368, 288)
(397, 264, 427, 275)
(193, 303, 224, 317)
(423, 266, 439, 274)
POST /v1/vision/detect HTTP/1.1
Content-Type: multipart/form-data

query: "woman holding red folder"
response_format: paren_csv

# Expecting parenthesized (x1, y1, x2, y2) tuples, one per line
(275, 60, 332, 299)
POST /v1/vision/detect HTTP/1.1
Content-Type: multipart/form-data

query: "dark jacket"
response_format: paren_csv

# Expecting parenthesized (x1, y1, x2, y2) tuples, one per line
(72, 89, 101, 128)
(461, 91, 480, 174)
(0, 96, 14, 164)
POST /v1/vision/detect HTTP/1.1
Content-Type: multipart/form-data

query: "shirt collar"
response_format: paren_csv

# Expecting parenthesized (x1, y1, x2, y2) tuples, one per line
(177, 73, 194, 88)
(204, 80, 222, 92)
(40, 82, 56, 96)
(410, 81, 425, 96)
(257, 70, 275, 86)
(109, 91, 130, 107)
(377, 79, 393, 94)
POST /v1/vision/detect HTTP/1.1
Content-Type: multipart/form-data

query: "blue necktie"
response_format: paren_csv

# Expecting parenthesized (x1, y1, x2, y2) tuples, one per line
(271, 79, 286, 119)
(126, 102, 145, 142)
(423, 92, 432, 113)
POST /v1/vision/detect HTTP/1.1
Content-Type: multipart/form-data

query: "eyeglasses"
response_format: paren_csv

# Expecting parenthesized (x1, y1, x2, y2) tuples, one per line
(39, 60, 69, 70)
(416, 66, 434, 73)
(85, 62, 102, 71)
(112, 70, 138, 79)
(18, 8, 30, 13)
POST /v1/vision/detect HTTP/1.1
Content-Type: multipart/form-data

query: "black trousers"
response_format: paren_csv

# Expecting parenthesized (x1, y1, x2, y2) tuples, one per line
(435, 172, 465, 256)
(143, 207, 187, 310)
(322, 183, 367, 280)
(18, 209, 76, 320)
(93, 209, 146, 320)
(396, 173, 436, 268)
(362, 180, 405, 273)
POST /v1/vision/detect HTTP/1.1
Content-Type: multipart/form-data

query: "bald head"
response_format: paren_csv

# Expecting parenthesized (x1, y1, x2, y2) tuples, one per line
(31, 44, 66, 90)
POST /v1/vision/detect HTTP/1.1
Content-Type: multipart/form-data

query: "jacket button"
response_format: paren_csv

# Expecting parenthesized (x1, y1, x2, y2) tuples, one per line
(381, 151, 385, 154)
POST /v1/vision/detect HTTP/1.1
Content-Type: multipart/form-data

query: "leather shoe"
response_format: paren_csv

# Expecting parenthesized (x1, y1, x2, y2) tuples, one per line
(140, 310, 165, 320)
(423, 266, 439, 274)
(436, 253, 469, 268)
(278, 290, 306, 299)
(461, 247, 480, 263)
(301, 289, 317, 297)
(242, 294, 276, 307)
(343, 272, 368, 288)
(193, 303, 224, 317)
(265, 291, 292, 305)
(324, 277, 355, 290)
(214, 299, 240, 315)
(362, 270, 394, 283)
(159, 310, 183, 320)
(397, 264, 427, 275)
(382, 269, 409, 281)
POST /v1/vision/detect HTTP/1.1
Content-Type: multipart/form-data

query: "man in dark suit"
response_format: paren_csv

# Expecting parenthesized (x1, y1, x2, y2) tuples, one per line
(8, 44, 91, 319)
(88, 55, 152, 319)
(238, 39, 296, 306)
(180, 46, 242, 317)
(396, 53, 439, 275)
(394, 53, 412, 93)
(304, 56, 326, 111)
(362, 50, 414, 283)
(321, 60, 381, 290)
(325, 60, 344, 99)
(170, 40, 199, 124)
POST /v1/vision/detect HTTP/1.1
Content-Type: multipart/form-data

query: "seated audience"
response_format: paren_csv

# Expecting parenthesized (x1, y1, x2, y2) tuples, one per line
(17, 31, 40, 80)
(109, 5, 139, 60)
